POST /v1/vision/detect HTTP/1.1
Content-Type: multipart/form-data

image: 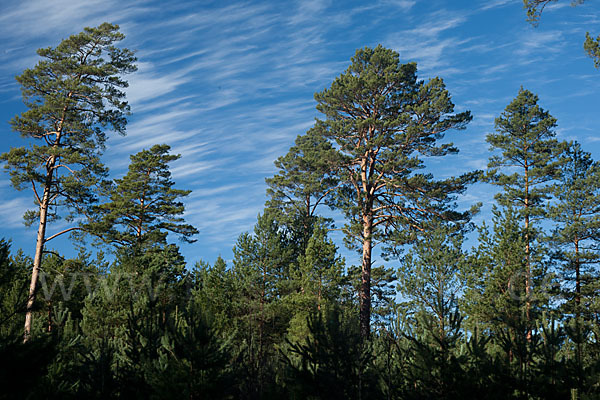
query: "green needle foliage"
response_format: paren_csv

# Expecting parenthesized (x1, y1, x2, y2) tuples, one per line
(286, 223, 345, 341)
(4, 36, 600, 398)
(463, 206, 529, 349)
(0, 22, 136, 341)
(548, 142, 600, 318)
(486, 88, 562, 331)
(86, 144, 198, 248)
(2, 22, 136, 224)
(311, 45, 477, 337)
(487, 88, 561, 213)
(398, 220, 466, 342)
(266, 128, 340, 245)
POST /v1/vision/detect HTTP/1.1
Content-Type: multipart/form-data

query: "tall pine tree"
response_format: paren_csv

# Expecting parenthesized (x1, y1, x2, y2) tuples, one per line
(0, 23, 136, 341)
(312, 45, 476, 337)
(485, 88, 562, 336)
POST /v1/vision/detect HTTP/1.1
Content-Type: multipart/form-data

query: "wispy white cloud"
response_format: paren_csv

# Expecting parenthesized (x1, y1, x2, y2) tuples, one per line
(0, 197, 29, 228)
(515, 29, 564, 56)
(478, 0, 514, 12)
(386, 11, 470, 74)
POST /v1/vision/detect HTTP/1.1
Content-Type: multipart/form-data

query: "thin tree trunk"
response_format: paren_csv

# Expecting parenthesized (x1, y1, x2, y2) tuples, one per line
(24, 97, 69, 342)
(360, 213, 373, 339)
(575, 239, 582, 388)
(24, 167, 53, 342)
(524, 165, 532, 341)
(575, 240, 581, 308)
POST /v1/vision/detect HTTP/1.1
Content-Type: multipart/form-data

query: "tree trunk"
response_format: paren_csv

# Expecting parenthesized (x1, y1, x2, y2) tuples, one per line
(24, 167, 54, 342)
(360, 214, 373, 339)
(575, 240, 581, 308)
(524, 165, 532, 342)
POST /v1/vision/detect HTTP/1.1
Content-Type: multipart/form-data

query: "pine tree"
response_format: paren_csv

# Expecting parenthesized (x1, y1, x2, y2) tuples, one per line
(312, 45, 476, 337)
(231, 212, 293, 398)
(397, 220, 466, 349)
(548, 142, 600, 395)
(462, 206, 537, 395)
(0, 241, 30, 339)
(191, 256, 236, 335)
(0, 23, 136, 341)
(548, 142, 600, 318)
(486, 88, 562, 336)
(266, 128, 340, 248)
(396, 220, 469, 399)
(86, 144, 198, 248)
(286, 223, 345, 341)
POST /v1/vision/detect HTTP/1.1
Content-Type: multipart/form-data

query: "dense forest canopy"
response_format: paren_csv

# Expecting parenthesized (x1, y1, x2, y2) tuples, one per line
(1, 1, 600, 399)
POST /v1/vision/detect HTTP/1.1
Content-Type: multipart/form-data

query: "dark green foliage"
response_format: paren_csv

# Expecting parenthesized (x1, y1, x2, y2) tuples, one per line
(395, 222, 475, 399)
(486, 88, 562, 212)
(548, 142, 600, 318)
(584, 32, 600, 67)
(0, 23, 137, 340)
(230, 212, 294, 399)
(485, 88, 561, 343)
(283, 308, 381, 400)
(397, 220, 466, 333)
(1, 22, 136, 226)
(3, 40, 600, 400)
(0, 241, 30, 338)
(286, 223, 346, 341)
(314, 45, 476, 246)
(266, 129, 339, 247)
(86, 144, 198, 248)
(309, 44, 478, 336)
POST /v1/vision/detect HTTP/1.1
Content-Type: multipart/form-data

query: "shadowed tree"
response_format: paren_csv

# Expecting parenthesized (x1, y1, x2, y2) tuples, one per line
(231, 212, 293, 399)
(312, 45, 477, 337)
(0, 23, 136, 341)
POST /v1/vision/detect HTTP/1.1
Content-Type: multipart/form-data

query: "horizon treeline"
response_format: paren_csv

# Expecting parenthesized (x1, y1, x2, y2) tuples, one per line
(1, 18, 600, 400)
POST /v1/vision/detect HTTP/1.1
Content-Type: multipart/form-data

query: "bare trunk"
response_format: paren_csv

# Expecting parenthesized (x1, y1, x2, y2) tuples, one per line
(24, 96, 69, 343)
(24, 168, 54, 342)
(317, 274, 322, 311)
(360, 214, 373, 339)
(575, 240, 581, 308)
(524, 166, 532, 342)
(575, 239, 582, 380)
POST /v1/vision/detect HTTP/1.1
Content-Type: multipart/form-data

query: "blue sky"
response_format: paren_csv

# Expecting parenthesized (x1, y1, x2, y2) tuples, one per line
(0, 0, 599, 267)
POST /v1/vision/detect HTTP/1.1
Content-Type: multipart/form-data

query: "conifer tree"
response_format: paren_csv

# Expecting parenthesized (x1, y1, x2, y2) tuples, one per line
(0, 241, 30, 339)
(397, 220, 466, 349)
(266, 128, 340, 247)
(486, 88, 562, 334)
(286, 223, 345, 340)
(312, 45, 476, 337)
(86, 144, 198, 248)
(462, 206, 537, 394)
(548, 142, 600, 317)
(548, 142, 600, 392)
(0, 23, 136, 341)
(395, 220, 470, 398)
(462, 207, 529, 351)
(191, 256, 236, 335)
(231, 212, 293, 398)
